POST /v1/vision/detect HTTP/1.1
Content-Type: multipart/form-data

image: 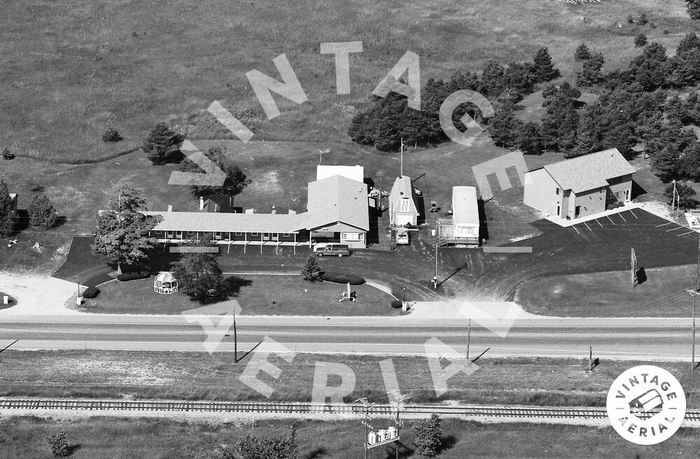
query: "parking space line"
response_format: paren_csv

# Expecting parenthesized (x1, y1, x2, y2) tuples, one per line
(677, 231, 697, 237)
(595, 219, 604, 228)
(618, 213, 627, 222)
(666, 226, 684, 232)
(606, 215, 615, 225)
(629, 209, 638, 219)
(656, 222, 673, 228)
(583, 221, 592, 231)
(571, 225, 581, 235)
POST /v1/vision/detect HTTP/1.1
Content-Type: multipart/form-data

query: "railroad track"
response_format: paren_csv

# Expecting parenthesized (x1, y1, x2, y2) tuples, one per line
(1, 398, 699, 421)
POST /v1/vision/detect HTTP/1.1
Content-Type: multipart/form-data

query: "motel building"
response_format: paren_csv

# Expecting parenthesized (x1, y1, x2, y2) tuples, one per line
(523, 148, 635, 221)
(143, 167, 370, 250)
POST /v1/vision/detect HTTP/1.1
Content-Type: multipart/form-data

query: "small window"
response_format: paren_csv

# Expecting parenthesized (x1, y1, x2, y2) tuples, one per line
(555, 187, 560, 195)
(283, 233, 291, 237)
(251, 232, 258, 236)
(235, 232, 243, 236)
(215, 232, 222, 239)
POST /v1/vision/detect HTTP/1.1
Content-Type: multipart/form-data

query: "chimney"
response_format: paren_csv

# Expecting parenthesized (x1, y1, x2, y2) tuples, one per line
(167, 204, 173, 212)
(199, 196, 204, 211)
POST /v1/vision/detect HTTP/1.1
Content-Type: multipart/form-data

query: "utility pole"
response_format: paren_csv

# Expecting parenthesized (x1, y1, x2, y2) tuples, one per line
(672, 179, 677, 211)
(233, 303, 238, 363)
(466, 318, 471, 361)
(400, 138, 405, 177)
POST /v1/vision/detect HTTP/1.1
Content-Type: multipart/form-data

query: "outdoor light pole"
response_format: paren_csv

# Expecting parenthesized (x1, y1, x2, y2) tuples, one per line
(402, 287, 406, 305)
(688, 288, 697, 375)
(233, 303, 238, 363)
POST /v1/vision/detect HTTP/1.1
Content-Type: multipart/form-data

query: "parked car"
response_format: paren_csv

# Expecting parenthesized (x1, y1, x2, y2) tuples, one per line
(396, 228, 409, 245)
(313, 243, 351, 257)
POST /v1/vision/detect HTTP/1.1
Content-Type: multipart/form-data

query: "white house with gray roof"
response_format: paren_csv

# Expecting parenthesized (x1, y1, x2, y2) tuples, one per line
(523, 148, 635, 220)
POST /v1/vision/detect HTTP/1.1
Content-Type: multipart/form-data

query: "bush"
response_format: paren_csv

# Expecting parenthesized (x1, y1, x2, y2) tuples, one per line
(319, 271, 365, 285)
(391, 300, 403, 309)
(81, 287, 100, 299)
(117, 271, 150, 281)
(2, 146, 14, 160)
(48, 431, 69, 457)
(102, 127, 123, 143)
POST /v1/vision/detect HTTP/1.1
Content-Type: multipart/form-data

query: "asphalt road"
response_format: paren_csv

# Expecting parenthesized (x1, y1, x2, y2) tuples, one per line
(0, 314, 695, 361)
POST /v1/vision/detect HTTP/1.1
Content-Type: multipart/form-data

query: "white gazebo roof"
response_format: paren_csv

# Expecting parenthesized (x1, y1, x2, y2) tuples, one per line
(155, 271, 177, 283)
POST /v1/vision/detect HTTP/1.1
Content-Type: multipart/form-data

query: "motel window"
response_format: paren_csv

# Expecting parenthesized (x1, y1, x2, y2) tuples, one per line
(283, 233, 291, 237)
(343, 232, 361, 242)
(555, 187, 559, 195)
(251, 232, 258, 236)
(235, 232, 243, 236)
(215, 232, 222, 239)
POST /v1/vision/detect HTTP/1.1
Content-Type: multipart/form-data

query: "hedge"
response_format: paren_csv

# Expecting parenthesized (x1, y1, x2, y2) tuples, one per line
(117, 271, 151, 281)
(82, 286, 100, 298)
(391, 300, 403, 309)
(319, 271, 365, 285)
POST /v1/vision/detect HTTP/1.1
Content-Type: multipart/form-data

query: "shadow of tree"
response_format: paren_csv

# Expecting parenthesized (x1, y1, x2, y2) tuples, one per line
(304, 446, 327, 458)
(224, 276, 253, 296)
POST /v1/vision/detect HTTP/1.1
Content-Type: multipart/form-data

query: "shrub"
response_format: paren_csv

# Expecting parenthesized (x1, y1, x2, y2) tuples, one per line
(117, 271, 150, 281)
(634, 33, 648, 48)
(391, 300, 403, 309)
(81, 287, 100, 299)
(2, 146, 14, 160)
(319, 271, 365, 285)
(48, 431, 69, 457)
(102, 127, 123, 143)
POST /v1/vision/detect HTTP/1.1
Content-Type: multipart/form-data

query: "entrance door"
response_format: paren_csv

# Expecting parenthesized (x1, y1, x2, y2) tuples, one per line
(575, 206, 581, 218)
(263, 233, 271, 241)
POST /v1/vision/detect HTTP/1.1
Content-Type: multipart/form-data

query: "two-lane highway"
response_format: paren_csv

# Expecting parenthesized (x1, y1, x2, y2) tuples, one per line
(0, 314, 694, 361)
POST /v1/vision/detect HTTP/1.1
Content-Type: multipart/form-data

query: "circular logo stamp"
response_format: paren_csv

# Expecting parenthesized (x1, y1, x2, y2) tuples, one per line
(606, 365, 686, 445)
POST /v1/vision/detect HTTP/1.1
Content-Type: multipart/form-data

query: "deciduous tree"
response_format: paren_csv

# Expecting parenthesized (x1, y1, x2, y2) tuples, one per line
(27, 193, 57, 229)
(94, 178, 161, 274)
(173, 252, 226, 303)
(0, 180, 15, 237)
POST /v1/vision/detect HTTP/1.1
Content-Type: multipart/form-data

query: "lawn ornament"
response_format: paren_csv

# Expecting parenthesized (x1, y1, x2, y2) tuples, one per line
(339, 282, 357, 303)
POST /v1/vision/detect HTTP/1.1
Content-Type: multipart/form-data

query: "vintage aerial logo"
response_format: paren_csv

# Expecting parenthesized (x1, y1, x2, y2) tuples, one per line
(606, 365, 686, 445)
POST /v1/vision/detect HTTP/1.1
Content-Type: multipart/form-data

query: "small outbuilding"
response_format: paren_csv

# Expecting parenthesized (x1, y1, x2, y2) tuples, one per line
(154, 271, 178, 294)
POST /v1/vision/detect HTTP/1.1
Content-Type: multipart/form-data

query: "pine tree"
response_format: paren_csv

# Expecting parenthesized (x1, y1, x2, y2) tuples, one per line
(516, 121, 543, 155)
(0, 180, 15, 237)
(301, 255, 322, 281)
(142, 122, 183, 165)
(480, 59, 506, 96)
(414, 413, 442, 457)
(574, 43, 591, 61)
(488, 103, 523, 148)
(576, 52, 605, 87)
(27, 193, 57, 229)
(634, 34, 648, 48)
(532, 47, 560, 82)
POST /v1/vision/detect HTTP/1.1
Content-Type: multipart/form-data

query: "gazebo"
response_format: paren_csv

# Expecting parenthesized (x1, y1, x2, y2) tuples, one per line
(154, 271, 178, 294)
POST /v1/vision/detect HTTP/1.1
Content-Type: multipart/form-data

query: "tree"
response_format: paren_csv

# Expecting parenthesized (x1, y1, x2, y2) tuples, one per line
(173, 252, 226, 302)
(532, 47, 560, 82)
(0, 180, 15, 237)
(576, 52, 605, 87)
(677, 32, 700, 56)
(630, 42, 669, 91)
(540, 83, 580, 151)
(634, 33, 648, 48)
(102, 127, 123, 143)
(47, 431, 69, 457)
(142, 122, 183, 165)
(480, 59, 506, 96)
(488, 103, 523, 148)
(94, 179, 161, 275)
(414, 413, 442, 457)
(665, 181, 697, 209)
(301, 255, 322, 281)
(28, 193, 57, 229)
(574, 43, 591, 61)
(687, 0, 700, 20)
(516, 121, 543, 155)
(235, 426, 298, 459)
(180, 146, 252, 205)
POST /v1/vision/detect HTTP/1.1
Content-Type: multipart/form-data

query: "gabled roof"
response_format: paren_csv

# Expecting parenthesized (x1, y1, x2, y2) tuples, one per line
(306, 175, 369, 231)
(389, 176, 418, 215)
(143, 210, 307, 233)
(543, 148, 635, 194)
(316, 165, 364, 183)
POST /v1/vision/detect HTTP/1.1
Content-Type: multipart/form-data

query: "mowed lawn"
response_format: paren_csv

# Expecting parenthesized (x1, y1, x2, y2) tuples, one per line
(516, 264, 699, 317)
(0, 0, 694, 163)
(85, 274, 397, 316)
(2, 417, 700, 459)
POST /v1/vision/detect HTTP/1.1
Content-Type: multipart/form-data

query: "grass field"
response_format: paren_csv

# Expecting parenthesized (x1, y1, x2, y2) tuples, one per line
(2, 416, 699, 458)
(1, 351, 698, 409)
(0, 0, 695, 163)
(515, 264, 699, 317)
(83, 274, 397, 316)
